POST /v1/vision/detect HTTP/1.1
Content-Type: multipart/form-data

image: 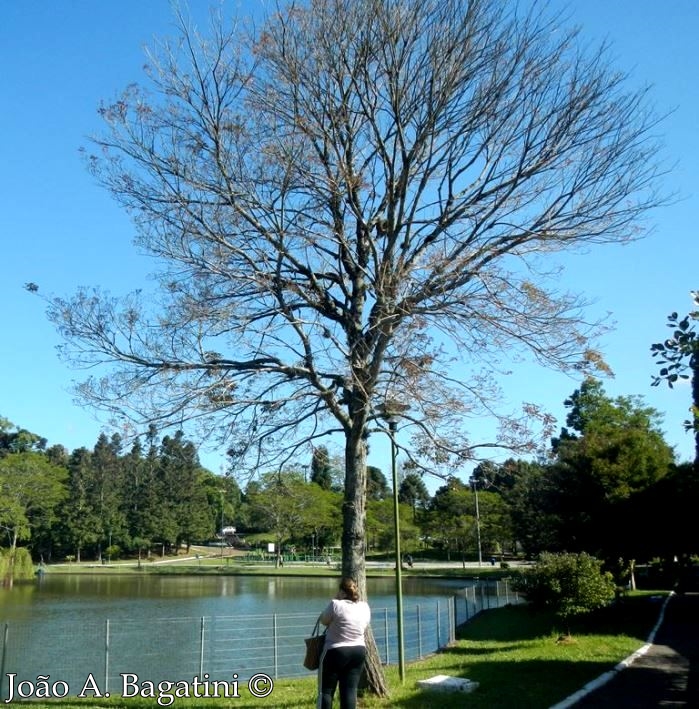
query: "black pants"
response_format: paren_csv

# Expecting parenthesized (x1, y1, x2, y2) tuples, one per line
(318, 645, 366, 709)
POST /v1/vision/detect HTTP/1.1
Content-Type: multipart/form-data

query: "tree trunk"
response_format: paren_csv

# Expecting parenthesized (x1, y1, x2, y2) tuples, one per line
(343, 423, 389, 697)
(3, 529, 19, 587)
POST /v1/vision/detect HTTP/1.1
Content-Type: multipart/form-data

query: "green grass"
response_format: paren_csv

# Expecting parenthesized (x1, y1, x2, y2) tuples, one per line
(42, 558, 512, 580)
(11, 592, 666, 708)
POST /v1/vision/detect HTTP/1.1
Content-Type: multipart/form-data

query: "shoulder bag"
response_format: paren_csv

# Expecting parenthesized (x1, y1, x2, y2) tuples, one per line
(303, 617, 326, 670)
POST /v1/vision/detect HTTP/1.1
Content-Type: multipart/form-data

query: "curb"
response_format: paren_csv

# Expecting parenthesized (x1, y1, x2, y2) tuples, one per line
(548, 591, 675, 709)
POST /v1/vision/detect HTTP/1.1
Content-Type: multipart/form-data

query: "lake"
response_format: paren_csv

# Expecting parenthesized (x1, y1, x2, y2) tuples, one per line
(0, 573, 475, 699)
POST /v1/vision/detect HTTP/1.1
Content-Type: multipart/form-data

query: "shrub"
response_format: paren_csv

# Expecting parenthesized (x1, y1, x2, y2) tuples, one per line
(514, 552, 616, 631)
(105, 545, 121, 561)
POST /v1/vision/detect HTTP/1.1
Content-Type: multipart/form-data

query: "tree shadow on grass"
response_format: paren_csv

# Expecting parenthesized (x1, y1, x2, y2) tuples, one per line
(380, 658, 620, 709)
(456, 594, 661, 644)
(377, 595, 667, 709)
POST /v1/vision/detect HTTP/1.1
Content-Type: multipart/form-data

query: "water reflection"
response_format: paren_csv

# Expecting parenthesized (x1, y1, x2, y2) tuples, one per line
(1, 574, 463, 619)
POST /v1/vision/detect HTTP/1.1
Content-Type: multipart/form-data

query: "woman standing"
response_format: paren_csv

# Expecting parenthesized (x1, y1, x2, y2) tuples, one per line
(318, 578, 371, 709)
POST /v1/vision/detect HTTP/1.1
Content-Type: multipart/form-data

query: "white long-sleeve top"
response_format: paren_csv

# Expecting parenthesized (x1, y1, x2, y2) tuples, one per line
(320, 598, 371, 650)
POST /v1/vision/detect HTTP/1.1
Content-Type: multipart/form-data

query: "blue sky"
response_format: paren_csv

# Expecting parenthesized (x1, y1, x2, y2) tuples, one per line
(1, 1, 697, 480)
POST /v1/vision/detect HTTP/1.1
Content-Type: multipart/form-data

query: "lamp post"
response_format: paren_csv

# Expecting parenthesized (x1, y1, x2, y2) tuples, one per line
(219, 489, 225, 562)
(470, 476, 482, 567)
(387, 415, 406, 684)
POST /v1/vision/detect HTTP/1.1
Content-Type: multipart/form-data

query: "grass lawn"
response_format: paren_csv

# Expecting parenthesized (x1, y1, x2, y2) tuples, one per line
(14, 591, 666, 708)
(43, 556, 512, 580)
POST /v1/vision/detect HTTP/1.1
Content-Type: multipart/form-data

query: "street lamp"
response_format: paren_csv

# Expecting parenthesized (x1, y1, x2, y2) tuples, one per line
(470, 476, 482, 567)
(219, 489, 225, 562)
(378, 402, 407, 684)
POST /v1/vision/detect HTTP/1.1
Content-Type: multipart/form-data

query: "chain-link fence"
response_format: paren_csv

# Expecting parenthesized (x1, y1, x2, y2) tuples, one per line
(0, 578, 520, 700)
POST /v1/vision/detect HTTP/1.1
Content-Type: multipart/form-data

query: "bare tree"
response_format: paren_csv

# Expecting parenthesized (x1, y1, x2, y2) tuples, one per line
(44, 0, 664, 692)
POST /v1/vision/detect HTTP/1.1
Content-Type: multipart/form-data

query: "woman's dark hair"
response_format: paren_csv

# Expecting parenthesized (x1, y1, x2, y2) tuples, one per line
(339, 577, 360, 602)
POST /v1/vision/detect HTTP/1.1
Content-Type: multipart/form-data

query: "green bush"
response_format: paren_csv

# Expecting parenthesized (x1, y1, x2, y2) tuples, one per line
(514, 552, 616, 629)
(105, 545, 121, 561)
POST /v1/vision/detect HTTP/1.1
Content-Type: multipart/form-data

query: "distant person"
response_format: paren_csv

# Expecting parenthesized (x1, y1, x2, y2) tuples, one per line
(317, 577, 371, 709)
(405, 554, 413, 568)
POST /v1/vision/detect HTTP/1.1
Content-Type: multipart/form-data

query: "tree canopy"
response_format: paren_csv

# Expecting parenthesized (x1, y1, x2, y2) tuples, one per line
(45, 0, 664, 466)
(0, 451, 67, 553)
(514, 378, 674, 559)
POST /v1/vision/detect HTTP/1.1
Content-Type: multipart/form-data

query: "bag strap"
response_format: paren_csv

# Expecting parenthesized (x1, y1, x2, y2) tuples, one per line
(311, 615, 324, 637)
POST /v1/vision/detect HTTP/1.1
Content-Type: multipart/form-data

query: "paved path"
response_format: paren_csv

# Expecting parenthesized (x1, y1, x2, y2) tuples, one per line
(554, 591, 699, 708)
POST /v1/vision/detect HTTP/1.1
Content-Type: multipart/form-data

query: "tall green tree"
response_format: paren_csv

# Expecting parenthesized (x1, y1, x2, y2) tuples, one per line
(476, 489, 513, 559)
(247, 471, 314, 567)
(366, 466, 390, 501)
(547, 379, 673, 558)
(555, 379, 673, 498)
(42, 1, 665, 692)
(424, 478, 475, 563)
(121, 438, 149, 553)
(158, 431, 212, 551)
(0, 417, 47, 456)
(652, 291, 699, 472)
(62, 447, 100, 561)
(91, 433, 127, 560)
(366, 498, 420, 554)
(121, 432, 165, 556)
(310, 445, 333, 490)
(506, 459, 558, 556)
(0, 452, 67, 576)
(398, 472, 430, 520)
(303, 482, 343, 552)
(201, 470, 242, 541)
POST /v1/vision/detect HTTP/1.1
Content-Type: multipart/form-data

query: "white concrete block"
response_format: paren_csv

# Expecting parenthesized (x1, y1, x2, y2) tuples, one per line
(417, 674, 479, 693)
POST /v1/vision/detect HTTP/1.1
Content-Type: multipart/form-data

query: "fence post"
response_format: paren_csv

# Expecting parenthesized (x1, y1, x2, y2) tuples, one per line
(0, 623, 8, 704)
(449, 597, 455, 644)
(383, 608, 390, 665)
(273, 614, 278, 679)
(436, 600, 441, 648)
(505, 578, 510, 605)
(199, 617, 206, 677)
(104, 619, 110, 694)
(417, 605, 422, 659)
